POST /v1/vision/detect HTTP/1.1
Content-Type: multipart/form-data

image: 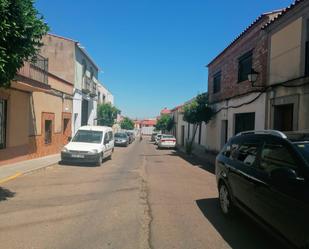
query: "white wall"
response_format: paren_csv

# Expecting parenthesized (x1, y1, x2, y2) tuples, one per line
(206, 92, 266, 151)
(97, 83, 114, 105)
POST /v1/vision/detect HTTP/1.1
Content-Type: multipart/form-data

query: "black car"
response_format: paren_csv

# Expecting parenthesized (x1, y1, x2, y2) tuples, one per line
(216, 130, 309, 249)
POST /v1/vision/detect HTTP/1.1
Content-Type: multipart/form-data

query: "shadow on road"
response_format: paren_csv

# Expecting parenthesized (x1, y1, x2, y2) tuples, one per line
(0, 187, 15, 202)
(196, 198, 287, 249)
(58, 161, 102, 167)
(171, 151, 215, 174)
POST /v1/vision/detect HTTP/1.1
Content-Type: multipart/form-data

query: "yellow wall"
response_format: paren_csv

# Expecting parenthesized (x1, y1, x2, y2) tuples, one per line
(32, 92, 65, 134)
(5, 89, 30, 147)
(269, 18, 302, 84)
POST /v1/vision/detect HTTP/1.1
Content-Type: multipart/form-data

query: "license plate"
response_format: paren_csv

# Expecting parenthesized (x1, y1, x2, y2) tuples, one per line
(71, 154, 84, 158)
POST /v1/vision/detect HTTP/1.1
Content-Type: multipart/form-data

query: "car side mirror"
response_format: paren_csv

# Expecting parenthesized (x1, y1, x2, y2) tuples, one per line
(68, 136, 72, 142)
(271, 168, 298, 185)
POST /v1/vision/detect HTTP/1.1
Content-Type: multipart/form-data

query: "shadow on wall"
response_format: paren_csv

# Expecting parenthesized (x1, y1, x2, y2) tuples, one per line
(196, 198, 287, 249)
(0, 187, 15, 202)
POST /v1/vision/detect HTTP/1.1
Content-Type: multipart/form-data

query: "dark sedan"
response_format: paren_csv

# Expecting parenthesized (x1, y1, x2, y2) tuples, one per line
(114, 132, 129, 147)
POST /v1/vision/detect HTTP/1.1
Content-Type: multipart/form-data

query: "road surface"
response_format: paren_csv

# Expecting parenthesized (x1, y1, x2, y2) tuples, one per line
(0, 139, 285, 249)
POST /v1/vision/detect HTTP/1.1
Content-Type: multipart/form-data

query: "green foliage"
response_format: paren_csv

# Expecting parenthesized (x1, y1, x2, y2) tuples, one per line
(0, 0, 49, 87)
(97, 103, 120, 127)
(183, 93, 214, 125)
(183, 93, 214, 154)
(155, 114, 174, 133)
(120, 117, 134, 130)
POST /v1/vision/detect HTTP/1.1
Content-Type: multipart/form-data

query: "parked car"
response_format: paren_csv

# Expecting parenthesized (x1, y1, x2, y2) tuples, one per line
(216, 130, 309, 249)
(126, 131, 134, 144)
(157, 134, 176, 149)
(114, 132, 129, 147)
(154, 134, 162, 145)
(61, 126, 114, 166)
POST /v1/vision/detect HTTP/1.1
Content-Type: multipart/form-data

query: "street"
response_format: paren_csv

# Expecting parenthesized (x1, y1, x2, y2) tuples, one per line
(0, 139, 285, 249)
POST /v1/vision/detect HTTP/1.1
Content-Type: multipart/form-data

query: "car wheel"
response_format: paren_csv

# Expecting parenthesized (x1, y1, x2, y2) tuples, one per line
(219, 183, 234, 216)
(96, 153, 103, 166)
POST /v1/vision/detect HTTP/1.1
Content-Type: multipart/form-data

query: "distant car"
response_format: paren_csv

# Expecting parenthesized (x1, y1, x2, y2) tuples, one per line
(126, 131, 134, 144)
(114, 132, 129, 147)
(157, 134, 176, 149)
(155, 134, 162, 145)
(216, 130, 309, 249)
(61, 126, 114, 166)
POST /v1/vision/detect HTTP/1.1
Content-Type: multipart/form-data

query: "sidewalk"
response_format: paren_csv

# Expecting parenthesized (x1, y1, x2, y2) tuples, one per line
(176, 145, 216, 174)
(0, 154, 60, 184)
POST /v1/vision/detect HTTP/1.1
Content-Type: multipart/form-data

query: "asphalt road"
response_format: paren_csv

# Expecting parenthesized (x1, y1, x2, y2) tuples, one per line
(0, 139, 286, 249)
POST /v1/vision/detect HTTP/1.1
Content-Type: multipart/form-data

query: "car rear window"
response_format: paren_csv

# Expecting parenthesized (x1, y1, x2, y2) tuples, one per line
(294, 142, 309, 164)
(162, 135, 174, 139)
(115, 133, 127, 138)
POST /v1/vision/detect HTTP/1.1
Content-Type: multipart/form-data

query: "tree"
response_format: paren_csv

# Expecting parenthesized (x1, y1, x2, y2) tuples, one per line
(0, 0, 49, 87)
(97, 103, 120, 127)
(183, 93, 214, 154)
(120, 117, 134, 130)
(155, 114, 174, 133)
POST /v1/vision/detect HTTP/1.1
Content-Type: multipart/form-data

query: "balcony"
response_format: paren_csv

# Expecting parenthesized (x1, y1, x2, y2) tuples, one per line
(89, 82, 97, 98)
(82, 75, 92, 94)
(82, 75, 97, 98)
(14, 55, 50, 92)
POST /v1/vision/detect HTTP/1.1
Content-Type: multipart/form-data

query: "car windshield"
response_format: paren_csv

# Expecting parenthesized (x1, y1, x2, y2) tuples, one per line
(115, 133, 127, 138)
(162, 135, 174, 139)
(72, 130, 103, 144)
(294, 142, 309, 163)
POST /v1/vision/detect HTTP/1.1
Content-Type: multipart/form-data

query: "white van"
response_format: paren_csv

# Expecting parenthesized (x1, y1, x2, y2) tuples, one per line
(61, 126, 114, 166)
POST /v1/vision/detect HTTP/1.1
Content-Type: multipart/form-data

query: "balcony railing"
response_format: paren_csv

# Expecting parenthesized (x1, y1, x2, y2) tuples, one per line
(17, 55, 48, 85)
(82, 75, 97, 97)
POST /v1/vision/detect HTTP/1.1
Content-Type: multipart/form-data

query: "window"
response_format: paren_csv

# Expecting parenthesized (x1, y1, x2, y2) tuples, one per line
(274, 104, 293, 131)
(104, 132, 110, 144)
(238, 51, 252, 82)
(108, 131, 113, 140)
(82, 59, 87, 76)
(0, 99, 7, 149)
(44, 120, 52, 144)
(213, 71, 221, 93)
(235, 140, 260, 166)
(63, 118, 70, 134)
(72, 130, 103, 144)
(90, 67, 94, 79)
(260, 142, 297, 174)
(234, 112, 255, 135)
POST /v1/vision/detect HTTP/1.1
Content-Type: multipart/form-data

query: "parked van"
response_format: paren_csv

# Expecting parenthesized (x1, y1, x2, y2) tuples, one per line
(61, 126, 114, 166)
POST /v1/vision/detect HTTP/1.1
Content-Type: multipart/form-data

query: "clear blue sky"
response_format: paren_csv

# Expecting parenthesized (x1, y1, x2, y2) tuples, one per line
(36, 0, 292, 119)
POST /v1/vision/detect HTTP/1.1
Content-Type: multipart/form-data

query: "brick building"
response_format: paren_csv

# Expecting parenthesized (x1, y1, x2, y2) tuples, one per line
(206, 10, 281, 152)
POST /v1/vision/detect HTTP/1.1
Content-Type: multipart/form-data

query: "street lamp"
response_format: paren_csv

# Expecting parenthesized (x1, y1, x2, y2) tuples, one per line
(248, 68, 259, 86)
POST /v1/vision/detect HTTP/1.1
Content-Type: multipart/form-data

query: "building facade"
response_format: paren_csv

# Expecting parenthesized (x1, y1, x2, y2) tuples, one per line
(0, 55, 73, 166)
(206, 11, 281, 152)
(264, 0, 309, 132)
(40, 34, 99, 136)
(97, 83, 114, 105)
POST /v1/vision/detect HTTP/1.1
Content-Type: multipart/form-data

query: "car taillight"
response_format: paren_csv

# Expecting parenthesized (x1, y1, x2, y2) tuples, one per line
(161, 139, 176, 142)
